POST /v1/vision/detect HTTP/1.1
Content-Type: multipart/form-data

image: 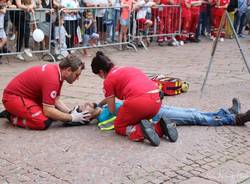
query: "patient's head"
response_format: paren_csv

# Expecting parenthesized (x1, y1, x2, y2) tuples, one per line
(78, 102, 101, 119)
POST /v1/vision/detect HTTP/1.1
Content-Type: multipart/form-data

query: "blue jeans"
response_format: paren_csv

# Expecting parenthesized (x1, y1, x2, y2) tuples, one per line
(112, 9, 120, 41)
(152, 105, 236, 126)
(234, 12, 246, 34)
(196, 11, 208, 37)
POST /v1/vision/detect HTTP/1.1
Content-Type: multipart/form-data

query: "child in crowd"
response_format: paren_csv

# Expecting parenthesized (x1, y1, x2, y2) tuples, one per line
(55, 15, 71, 59)
(0, 0, 7, 64)
(135, 0, 155, 29)
(135, 0, 155, 46)
(82, 11, 99, 57)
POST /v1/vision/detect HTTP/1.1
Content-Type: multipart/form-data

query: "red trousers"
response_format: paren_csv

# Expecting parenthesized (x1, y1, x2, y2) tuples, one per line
(114, 93, 162, 141)
(2, 92, 50, 130)
(172, 8, 181, 33)
(211, 10, 226, 38)
(189, 12, 200, 37)
(176, 16, 191, 41)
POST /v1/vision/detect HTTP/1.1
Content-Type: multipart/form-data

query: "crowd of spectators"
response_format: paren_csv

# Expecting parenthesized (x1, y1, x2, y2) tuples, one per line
(0, 0, 249, 62)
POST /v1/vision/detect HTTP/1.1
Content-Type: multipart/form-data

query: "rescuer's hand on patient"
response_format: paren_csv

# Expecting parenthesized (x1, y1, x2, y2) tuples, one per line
(70, 106, 91, 122)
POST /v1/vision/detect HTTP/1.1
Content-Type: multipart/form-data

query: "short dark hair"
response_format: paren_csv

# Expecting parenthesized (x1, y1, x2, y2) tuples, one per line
(59, 54, 85, 71)
(91, 51, 114, 74)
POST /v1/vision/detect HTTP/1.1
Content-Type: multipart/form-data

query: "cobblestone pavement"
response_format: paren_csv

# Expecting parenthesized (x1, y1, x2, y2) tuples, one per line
(0, 37, 250, 184)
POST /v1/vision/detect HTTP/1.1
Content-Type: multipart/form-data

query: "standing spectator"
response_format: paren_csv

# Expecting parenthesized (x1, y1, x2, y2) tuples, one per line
(135, 0, 154, 34)
(60, 0, 79, 50)
(226, 0, 238, 38)
(210, 0, 229, 41)
(196, 0, 210, 39)
(176, 0, 191, 44)
(82, 11, 99, 56)
(234, 0, 247, 37)
(112, 0, 120, 41)
(55, 15, 71, 59)
(37, 0, 53, 49)
(83, 0, 112, 44)
(157, 0, 174, 42)
(9, 0, 34, 60)
(96, 0, 112, 44)
(189, 0, 202, 42)
(0, 0, 7, 64)
(119, 0, 134, 49)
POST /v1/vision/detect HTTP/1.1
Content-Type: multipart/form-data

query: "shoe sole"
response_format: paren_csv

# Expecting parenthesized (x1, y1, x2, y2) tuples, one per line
(160, 118, 178, 142)
(140, 120, 160, 146)
(232, 98, 241, 114)
(63, 121, 89, 127)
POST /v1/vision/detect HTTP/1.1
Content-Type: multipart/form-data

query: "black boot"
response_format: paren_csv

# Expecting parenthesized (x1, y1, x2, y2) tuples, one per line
(235, 110, 250, 126)
(140, 120, 160, 146)
(160, 117, 178, 142)
(0, 110, 11, 121)
(228, 98, 241, 114)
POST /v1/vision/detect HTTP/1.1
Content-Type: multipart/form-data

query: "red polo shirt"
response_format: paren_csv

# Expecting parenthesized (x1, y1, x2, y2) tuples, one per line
(103, 66, 158, 100)
(4, 64, 63, 106)
(182, 0, 191, 17)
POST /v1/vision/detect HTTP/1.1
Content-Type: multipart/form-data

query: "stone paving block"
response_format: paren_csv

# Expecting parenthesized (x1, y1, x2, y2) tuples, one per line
(240, 177, 250, 184)
(194, 167, 207, 173)
(179, 177, 218, 184)
(201, 161, 250, 184)
(182, 166, 193, 172)
(237, 152, 250, 166)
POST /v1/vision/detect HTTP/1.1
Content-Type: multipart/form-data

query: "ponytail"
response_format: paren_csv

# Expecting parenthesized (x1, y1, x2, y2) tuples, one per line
(91, 51, 114, 74)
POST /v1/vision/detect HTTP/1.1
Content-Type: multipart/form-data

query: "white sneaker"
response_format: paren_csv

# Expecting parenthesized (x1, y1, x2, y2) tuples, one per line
(9, 34, 15, 41)
(210, 36, 215, 41)
(16, 54, 24, 61)
(220, 38, 224, 42)
(24, 48, 32, 57)
(57, 55, 64, 60)
(179, 41, 184, 46)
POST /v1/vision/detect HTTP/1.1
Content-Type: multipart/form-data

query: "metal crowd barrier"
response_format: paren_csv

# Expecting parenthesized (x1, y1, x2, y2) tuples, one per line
(0, 5, 183, 62)
(131, 4, 182, 50)
(1, 8, 55, 62)
(56, 6, 137, 58)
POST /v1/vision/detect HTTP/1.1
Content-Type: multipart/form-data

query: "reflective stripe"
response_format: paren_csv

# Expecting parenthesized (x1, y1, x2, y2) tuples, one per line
(32, 111, 42, 117)
(13, 117, 18, 125)
(99, 124, 114, 131)
(147, 89, 160, 94)
(98, 116, 116, 131)
(22, 118, 27, 127)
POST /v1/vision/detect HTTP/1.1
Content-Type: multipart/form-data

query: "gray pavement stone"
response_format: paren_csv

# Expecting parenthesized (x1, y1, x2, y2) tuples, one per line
(237, 152, 250, 166)
(0, 37, 250, 183)
(179, 177, 218, 184)
(201, 160, 250, 184)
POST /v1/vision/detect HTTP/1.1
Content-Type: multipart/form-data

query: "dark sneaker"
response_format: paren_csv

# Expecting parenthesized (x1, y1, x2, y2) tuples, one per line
(63, 121, 90, 127)
(140, 120, 160, 146)
(228, 98, 241, 114)
(193, 38, 201, 43)
(0, 110, 11, 121)
(235, 110, 250, 126)
(160, 117, 178, 142)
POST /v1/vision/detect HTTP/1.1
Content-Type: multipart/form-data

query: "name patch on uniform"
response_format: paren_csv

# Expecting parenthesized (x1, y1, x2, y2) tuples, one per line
(50, 90, 57, 99)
